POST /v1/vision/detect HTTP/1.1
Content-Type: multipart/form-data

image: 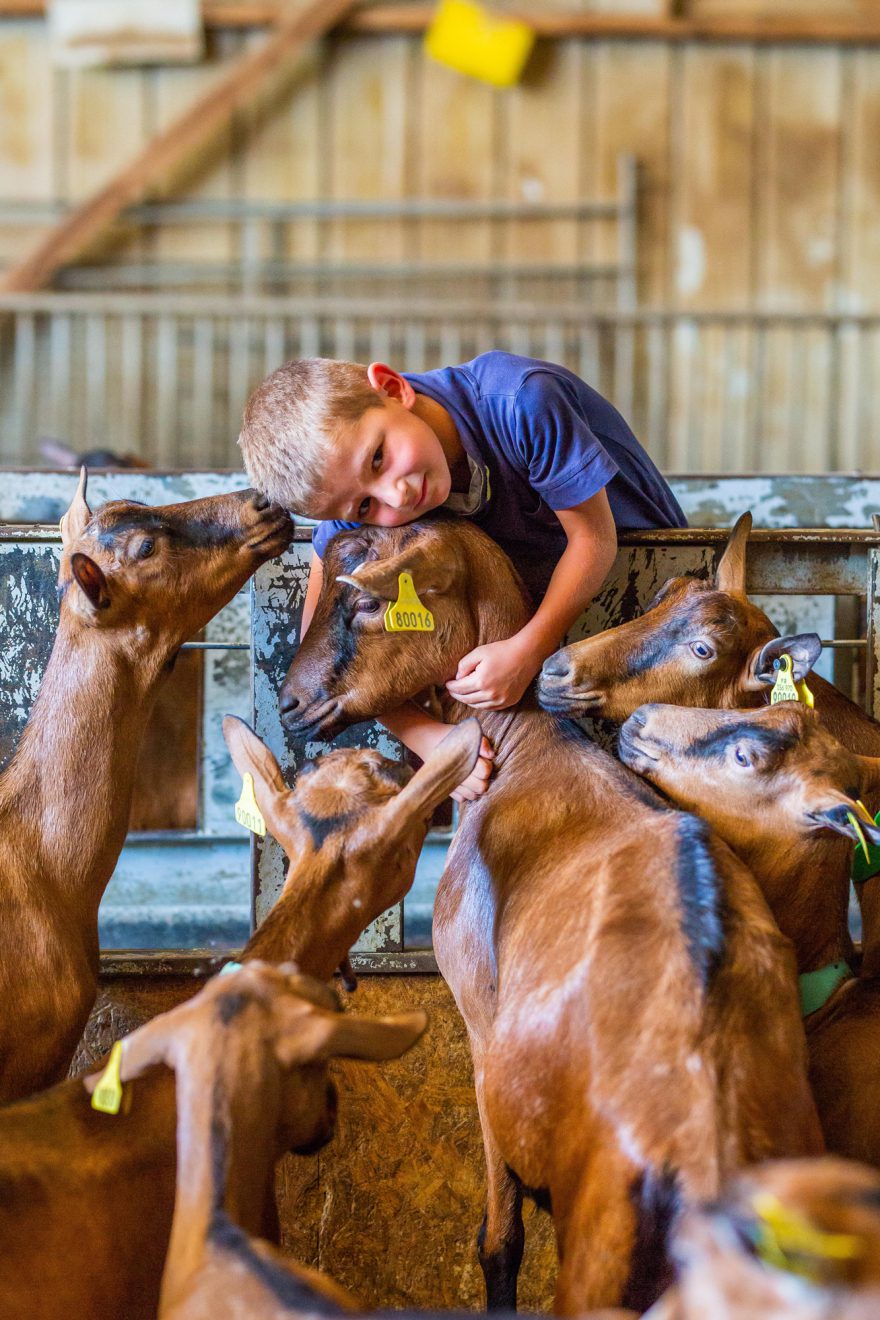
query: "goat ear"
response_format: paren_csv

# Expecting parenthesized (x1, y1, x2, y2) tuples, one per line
(808, 794, 880, 845)
(70, 552, 111, 612)
(277, 1006, 428, 1067)
(60, 466, 92, 545)
(222, 716, 289, 828)
(746, 633, 823, 690)
(378, 719, 482, 834)
(714, 511, 752, 595)
(82, 1017, 173, 1096)
(337, 542, 455, 603)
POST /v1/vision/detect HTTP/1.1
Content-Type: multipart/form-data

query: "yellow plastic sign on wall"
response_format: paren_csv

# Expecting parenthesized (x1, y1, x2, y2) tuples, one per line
(425, 0, 535, 88)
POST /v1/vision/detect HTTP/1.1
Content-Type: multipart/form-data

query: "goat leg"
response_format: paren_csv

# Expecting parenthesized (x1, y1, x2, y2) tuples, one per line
(338, 955, 358, 992)
(475, 1092, 524, 1310)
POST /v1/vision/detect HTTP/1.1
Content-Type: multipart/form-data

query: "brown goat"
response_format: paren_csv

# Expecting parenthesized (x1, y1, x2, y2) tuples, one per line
(649, 1157, 880, 1319)
(617, 701, 880, 1165)
(537, 512, 880, 758)
(0, 471, 293, 1103)
(0, 723, 479, 1320)
(278, 517, 823, 1314)
(99, 960, 424, 1320)
(37, 442, 200, 831)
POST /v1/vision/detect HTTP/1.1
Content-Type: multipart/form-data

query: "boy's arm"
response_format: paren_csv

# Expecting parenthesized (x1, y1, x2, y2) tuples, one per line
(446, 488, 616, 710)
(301, 551, 493, 800)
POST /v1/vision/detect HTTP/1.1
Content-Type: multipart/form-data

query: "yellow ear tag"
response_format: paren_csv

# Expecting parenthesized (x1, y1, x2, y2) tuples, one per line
(796, 678, 815, 708)
(751, 1191, 864, 1279)
(850, 800, 872, 864)
(90, 1041, 126, 1116)
(770, 653, 799, 705)
(234, 773, 266, 837)
(384, 572, 434, 634)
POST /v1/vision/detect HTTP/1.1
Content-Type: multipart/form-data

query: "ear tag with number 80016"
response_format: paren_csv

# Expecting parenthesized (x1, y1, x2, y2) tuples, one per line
(384, 573, 434, 633)
(235, 773, 266, 836)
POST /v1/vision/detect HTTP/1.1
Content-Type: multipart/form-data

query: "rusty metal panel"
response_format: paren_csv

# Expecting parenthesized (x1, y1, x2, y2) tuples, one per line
(0, 538, 61, 772)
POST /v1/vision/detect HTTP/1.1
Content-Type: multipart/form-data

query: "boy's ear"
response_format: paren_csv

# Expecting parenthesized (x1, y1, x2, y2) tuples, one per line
(367, 362, 415, 408)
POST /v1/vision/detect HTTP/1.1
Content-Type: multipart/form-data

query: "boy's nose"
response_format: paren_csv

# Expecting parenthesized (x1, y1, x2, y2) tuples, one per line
(384, 475, 418, 510)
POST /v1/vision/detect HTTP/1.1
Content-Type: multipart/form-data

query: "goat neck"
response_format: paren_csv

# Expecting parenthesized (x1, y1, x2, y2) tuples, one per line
(241, 847, 370, 979)
(0, 611, 162, 924)
(726, 824, 854, 974)
(159, 1039, 281, 1314)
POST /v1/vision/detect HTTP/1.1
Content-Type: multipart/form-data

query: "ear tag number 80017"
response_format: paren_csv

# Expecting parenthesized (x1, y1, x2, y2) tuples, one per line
(384, 572, 434, 633)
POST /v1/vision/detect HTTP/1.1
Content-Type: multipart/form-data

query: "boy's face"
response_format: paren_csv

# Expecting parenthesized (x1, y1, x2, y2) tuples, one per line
(311, 366, 453, 526)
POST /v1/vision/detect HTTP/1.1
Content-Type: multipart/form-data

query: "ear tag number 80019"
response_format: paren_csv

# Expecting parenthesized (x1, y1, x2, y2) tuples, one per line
(771, 653, 814, 708)
(384, 572, 434, 633)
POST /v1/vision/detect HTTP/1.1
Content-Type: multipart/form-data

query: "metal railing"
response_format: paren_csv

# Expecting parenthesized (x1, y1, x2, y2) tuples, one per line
(2, 298, 880, 472)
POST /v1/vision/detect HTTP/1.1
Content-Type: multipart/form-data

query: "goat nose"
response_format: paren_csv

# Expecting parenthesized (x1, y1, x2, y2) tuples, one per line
(628, 707, 649, 729)
(542, 651, 572, 680)
(252, 493, 270, 510)
(279, 690, 300, 716)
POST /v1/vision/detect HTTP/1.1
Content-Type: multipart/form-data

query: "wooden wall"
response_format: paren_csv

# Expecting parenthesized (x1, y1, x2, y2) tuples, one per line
(3, 14, 880, 313)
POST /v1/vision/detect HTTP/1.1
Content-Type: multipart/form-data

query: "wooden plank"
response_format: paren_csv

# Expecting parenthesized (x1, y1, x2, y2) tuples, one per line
(236, 24, 323, 281)
(11, 2, 880, 40)
(0, 0, 356, 292)
(414, 47, 497, 278)
(499, 38, 582, 286)
(0, 20, 55, 269)
(322, 35, 411, 272)
(591, 40, 671, 305)
(674, 43, 756, 309)
(753, 47, 842, 311)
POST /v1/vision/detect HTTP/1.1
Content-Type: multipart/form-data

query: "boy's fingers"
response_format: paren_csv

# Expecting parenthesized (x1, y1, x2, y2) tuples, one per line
(446, 674, 484, 697)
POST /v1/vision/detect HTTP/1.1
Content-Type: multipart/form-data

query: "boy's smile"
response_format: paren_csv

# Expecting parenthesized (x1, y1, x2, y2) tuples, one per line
(312, 364, 464, 527)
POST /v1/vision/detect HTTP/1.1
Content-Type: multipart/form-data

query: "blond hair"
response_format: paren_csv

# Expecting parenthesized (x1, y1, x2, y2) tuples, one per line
(238, 358, 383, 514)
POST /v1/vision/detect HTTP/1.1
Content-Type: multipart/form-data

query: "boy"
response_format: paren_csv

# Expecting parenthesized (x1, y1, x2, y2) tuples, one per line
(239, 351, 686, 800)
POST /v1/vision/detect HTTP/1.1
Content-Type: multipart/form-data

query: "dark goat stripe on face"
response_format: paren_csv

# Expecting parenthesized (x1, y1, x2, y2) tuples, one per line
(688, 720, 800, 761)
(298, 808, 353, 852)
(95, 510, 237, 551)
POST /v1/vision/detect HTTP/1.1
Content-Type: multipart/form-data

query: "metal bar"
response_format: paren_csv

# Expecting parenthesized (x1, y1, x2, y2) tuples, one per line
(7, 293, 880, 328)
(180, 642, 249, 651)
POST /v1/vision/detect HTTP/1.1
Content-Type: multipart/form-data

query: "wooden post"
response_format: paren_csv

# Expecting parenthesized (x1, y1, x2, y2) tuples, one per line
(0, 0, 355, 293)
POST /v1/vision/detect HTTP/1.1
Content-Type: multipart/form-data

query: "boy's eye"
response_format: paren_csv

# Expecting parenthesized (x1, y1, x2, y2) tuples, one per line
(358, 497, 371, 519)
(371, 443, 383, 472)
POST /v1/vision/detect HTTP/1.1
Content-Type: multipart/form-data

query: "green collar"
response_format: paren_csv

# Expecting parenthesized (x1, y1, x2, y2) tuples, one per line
(852, 807, 880, 884)
(799, 961, 852, 1017)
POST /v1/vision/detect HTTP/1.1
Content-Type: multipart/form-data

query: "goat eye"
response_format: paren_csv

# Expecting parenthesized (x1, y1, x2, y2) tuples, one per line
(734, 745, 750, 767)
(137, 538, 155, 559)
(354, 597, 381, 615)
(690, 641, 714, 660)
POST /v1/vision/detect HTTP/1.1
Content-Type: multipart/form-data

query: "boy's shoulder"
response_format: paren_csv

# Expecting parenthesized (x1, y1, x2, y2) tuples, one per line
(454, 350, 573, 401)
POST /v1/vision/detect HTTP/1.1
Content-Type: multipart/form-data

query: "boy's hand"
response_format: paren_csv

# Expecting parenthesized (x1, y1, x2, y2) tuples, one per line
(407, 720, 495, 802)
(446, 637, 539, 710)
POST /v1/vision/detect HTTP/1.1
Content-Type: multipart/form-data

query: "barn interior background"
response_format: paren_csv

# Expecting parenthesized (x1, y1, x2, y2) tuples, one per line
(3, 6, 880, 1303)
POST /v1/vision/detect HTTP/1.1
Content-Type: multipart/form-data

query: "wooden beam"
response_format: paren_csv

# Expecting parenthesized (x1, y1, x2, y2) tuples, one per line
(0, 0, 355, 293)
(7, 2, 880, 44)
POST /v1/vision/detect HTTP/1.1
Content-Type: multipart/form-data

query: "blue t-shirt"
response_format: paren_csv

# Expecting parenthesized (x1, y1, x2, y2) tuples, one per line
(311, 352, 686, 600)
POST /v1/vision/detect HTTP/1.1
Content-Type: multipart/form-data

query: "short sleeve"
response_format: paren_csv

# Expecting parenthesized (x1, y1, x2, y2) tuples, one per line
(311, 519, 360, 559)
(513, 371, 619, 511)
